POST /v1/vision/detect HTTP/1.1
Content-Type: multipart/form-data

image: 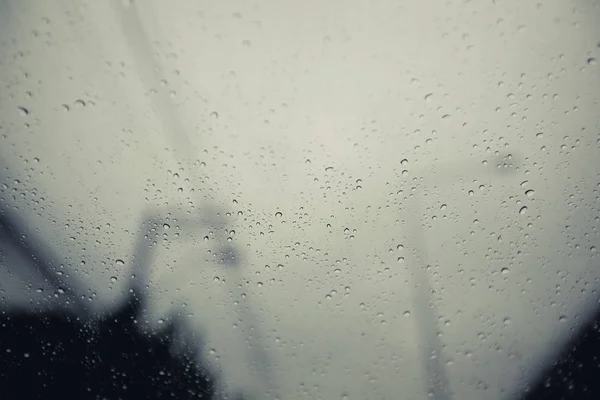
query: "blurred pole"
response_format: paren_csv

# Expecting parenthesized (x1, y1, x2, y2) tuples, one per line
(404, 153, 520, 400)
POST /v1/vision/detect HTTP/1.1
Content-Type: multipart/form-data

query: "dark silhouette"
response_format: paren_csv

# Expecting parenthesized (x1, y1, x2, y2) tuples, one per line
(0, 295, 215, 400)
(522, 306, 600, 400)
(0, 208, 221, 400)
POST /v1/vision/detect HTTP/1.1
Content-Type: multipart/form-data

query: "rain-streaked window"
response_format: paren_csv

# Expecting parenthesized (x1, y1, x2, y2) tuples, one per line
(1, 1, 599, 399)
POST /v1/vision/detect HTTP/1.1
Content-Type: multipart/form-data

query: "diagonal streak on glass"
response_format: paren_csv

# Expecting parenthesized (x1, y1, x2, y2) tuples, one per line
(108, 1, 277, 397)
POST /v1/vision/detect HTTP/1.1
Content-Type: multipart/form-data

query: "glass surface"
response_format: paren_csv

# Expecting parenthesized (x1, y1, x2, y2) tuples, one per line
(1, 0, 599, 399)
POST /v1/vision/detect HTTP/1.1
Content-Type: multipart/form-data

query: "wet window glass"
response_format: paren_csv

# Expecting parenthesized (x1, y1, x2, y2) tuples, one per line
(1, 1, 599, 399)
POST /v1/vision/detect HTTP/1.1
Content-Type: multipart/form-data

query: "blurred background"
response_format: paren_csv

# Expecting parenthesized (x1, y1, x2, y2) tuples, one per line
(0, 0, 599, 399)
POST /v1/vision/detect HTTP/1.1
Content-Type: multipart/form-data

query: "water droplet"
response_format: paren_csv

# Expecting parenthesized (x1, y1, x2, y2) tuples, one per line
(62, 104, 70, 112)
(501, 267, 509, 275)
(587, 57, 598, 66)
(210, 111, 219, 119)
(257, 282, 263, 287)
(17, 106, 29, 116)
(275, 211, 283, 217)
(115, 259, 125, 266)
(503, 317, 511, 325)
(158, 318, 165, 325)
(401, 159, 408, 166)
(74, 99, 86, 108)
(519, 206, 528, 215)
(325, 166, 334, 172)
(559, 315, 567, 323)
(403, 310, 411, 317)
(525, 189, 535, 197)
(424, 93, 433, 102)
(163, 223, 170, 229)
(520, 181, 529, 187)
(110, 276, 117, 283)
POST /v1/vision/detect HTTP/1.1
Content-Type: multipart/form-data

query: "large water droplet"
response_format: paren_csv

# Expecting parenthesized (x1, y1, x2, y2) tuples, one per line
(519, 206, 528, 215)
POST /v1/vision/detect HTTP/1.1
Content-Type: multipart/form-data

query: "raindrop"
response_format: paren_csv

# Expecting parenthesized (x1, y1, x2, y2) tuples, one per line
(401, 159, 409, 166)
(424, 93, 433, 102)
(17, 106, 29, 116)
(210, 111, 219, 119)
(325, 166, 334, 172)
(110, 276, 117, 283)
(275, 211, 283, 217)
(501, 267, 509, 275)
(163, 223, 170, 229)
(559, 315, 567, 323)
(525, 189, 535, 197)
(157, 318, 165, 325)
(403, 310, 411, 317)
(74, 99, 86, 108)
(587, 57, 598, 66)
(115, 259, 125, 266)
(519, 206, 528, 215)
